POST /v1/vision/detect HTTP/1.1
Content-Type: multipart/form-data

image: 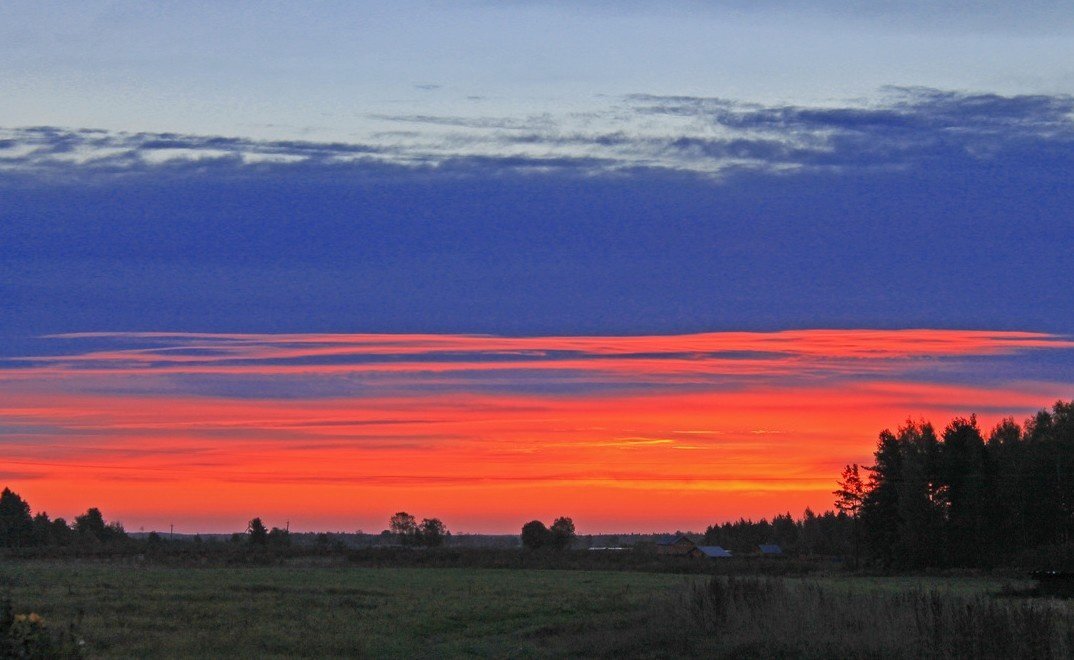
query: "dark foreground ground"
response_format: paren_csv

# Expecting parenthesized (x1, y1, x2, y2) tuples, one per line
(5, 563, 680, 657)
(2, 561, 1072, 658)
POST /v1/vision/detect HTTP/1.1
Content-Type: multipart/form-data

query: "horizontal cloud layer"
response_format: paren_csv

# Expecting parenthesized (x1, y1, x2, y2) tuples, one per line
(3, 88, 1072, 179)
(8, 329, 1072, 383)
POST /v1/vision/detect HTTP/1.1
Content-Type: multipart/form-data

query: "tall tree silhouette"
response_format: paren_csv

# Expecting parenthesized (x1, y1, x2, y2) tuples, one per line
(833, 464, 865, 566)
(853, 400, 1074, 567)
(940, 416, 993, 565)
(0, 488, 33, 548)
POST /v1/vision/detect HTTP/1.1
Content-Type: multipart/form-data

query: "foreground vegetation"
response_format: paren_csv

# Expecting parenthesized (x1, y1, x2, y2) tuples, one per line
(0, 562, 683, 657)
(2, 561, 1071, 658)
(659, 576, 1073, 658)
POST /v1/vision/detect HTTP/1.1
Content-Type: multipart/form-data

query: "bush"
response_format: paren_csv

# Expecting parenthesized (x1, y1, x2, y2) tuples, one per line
(1, 595, 83, 658)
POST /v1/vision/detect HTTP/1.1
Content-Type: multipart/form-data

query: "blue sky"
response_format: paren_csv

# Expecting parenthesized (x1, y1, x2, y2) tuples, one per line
(3, 1, 1074, 140)
(2, 2, 1074, 341)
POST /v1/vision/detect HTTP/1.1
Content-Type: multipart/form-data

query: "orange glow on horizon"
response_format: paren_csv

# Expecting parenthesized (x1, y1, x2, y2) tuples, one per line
(2, 329, 1071, 534)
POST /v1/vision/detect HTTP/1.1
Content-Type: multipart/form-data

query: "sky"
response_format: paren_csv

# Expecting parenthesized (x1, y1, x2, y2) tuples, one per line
(2, 2, 1074, 534)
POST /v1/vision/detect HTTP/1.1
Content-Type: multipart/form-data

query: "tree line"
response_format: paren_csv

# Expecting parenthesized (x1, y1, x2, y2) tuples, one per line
(0, 492, 126, 548)
(836, 399, 1073, 568)
(701, 509, 853, 557)
(699, 400, 1073, 568)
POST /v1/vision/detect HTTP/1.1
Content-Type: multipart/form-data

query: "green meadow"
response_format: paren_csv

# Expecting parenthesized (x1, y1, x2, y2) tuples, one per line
(5, 561, 1073, 658)
(1, 562, 689, 657)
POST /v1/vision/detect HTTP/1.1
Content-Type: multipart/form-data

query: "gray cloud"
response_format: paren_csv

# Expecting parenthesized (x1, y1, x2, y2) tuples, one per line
(2, 88, 1072, 181)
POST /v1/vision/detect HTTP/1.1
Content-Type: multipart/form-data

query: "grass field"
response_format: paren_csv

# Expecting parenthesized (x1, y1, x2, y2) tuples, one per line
(2, 562, 1070, 657)
(1, 562, 691, 657)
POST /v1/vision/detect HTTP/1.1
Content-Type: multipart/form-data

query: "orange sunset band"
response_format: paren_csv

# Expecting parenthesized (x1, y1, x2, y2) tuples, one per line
(2, 329, 1071, 533)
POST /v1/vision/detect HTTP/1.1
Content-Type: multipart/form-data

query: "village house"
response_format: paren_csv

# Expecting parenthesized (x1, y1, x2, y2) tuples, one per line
(656, 536, 732, 559)
(698, 545, 733, 558)
(655, 535, 703, 558)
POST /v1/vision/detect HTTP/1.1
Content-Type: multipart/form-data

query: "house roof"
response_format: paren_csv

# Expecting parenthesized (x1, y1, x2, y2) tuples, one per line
(656, 535, 695, 546)
(698, 545, 733, 558)
(758, 544, 783, 554)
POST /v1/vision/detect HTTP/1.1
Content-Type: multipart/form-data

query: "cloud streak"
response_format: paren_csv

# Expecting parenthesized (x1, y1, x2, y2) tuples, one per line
(3, 88, 1072, 180)
(4, 330, 1069, 393)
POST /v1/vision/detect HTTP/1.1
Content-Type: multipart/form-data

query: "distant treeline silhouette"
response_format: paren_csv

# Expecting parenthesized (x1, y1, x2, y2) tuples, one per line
(0, 496, 126, 548)
(838, 399, 1074, 568)
(701, 400, 1074, 568)
(701, 509, 853, 557)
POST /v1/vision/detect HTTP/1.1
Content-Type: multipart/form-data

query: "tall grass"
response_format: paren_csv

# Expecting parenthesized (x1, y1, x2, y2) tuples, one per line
(641, 576, 1074, 658)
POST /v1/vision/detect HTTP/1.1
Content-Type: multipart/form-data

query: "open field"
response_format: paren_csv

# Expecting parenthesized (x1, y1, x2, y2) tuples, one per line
(670, 575, 1073, 658)
(1, 562, 690, 657)
(2, 562, 1071, 658)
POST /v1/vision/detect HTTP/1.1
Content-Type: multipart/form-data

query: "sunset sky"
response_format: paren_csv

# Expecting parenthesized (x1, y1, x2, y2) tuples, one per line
(2, 2, 1074, 533)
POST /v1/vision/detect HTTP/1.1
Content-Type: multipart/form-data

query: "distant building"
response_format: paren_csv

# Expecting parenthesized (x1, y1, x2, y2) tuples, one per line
(656, 535, 703, 558)
(697, 545, 733, 558)
(758, 544, 783, 557)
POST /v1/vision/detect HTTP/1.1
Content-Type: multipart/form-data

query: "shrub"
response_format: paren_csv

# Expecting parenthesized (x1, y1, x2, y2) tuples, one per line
(1, 595, 83, 658)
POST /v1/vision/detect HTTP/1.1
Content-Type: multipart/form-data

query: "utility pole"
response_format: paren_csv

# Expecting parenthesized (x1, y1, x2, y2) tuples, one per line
(170, 523, 174, 540)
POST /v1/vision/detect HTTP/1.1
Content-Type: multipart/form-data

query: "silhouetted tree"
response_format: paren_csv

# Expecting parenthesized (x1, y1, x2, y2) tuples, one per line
(852, 400, 1074, 567)
(858, 421, 945, 568)
(521, 520, 550, 549)
(940, 416, 994, 565)
(549, 517, 576, 550)
(0, 488, 33, 548)
(31, 512, 51, 546)
(418, 518, 448, 547)
(50, 517, 71, 545)
(247, 517, 268, 545)
(73, 507, 126, 543)
(703, 517, 775, 554)
(768, 512, 798, 554)
(834, 464, 865, 566)
(389, 512, 418, 545)
(701, 509, 852, 558)
(268, 527, 291, 547)
(988, 417, 1022, 448)
(833, 464, 865, 517)
(74, 508, 106, 538)
(1025, 401, 1074, 545)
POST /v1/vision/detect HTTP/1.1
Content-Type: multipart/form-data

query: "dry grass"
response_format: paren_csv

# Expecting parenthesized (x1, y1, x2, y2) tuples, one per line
(3, 560, 1070, 658)
(638, 576, 1074, 659)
